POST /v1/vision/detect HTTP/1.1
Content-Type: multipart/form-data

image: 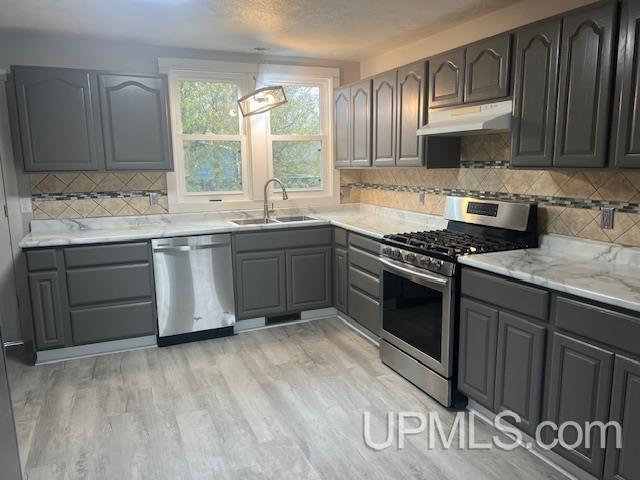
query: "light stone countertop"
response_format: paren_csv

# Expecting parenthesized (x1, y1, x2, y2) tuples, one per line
(19, 203, 447, 248)
(458, 234, 640, 314)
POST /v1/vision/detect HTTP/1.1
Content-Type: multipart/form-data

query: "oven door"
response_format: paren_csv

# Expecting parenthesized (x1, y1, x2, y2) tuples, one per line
(380, 257, 455, 378)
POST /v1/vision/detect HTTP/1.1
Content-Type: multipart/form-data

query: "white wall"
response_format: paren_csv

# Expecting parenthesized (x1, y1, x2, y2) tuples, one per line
(359, 0, 598, 78)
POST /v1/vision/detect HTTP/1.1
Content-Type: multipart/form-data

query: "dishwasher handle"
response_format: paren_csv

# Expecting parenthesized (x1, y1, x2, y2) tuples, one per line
(153, 242, 229, 253)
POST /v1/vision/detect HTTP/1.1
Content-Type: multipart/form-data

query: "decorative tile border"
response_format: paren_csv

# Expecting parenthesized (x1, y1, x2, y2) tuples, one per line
(342, 183, 640, 214)
(32, 190, 167, 202)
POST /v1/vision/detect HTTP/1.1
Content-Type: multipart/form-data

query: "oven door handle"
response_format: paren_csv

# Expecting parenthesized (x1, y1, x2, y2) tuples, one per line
(380, 257, 450, 286)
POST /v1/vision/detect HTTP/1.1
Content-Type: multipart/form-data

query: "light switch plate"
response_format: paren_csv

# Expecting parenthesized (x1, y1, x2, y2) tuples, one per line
(601, 207, 614, 230)
(418, 192, 425, 206)
(19, 198, 32, 213)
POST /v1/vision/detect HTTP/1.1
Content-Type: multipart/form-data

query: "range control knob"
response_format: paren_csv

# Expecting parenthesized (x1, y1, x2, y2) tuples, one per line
(382, 246, 392, 255)
(405, 253, 416, 262)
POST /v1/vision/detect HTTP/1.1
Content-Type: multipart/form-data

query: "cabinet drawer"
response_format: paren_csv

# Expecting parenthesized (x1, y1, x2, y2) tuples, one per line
(348, 232, 380, 254)
(349, 265, 380, 299)
(70, 301, 155, 345)
(64, 242, 149, 267)
(26, 249, 58, 271)
(66, 263, 152, 306)
(348, 287, 381, 335)
(234, 227, 332, 252)
(554, 296, 640, 357)
(348, 247, 380, 277)
(334, 228, 348, 247)
(461, 269, 549, 321)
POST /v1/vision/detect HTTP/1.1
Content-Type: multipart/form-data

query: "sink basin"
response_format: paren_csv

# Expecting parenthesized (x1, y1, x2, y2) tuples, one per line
(274, 215, 318, 222)
(230, 218, 280, 226)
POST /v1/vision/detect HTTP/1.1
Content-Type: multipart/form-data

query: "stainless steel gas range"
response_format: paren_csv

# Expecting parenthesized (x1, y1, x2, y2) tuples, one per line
(379, 197, 538, 407)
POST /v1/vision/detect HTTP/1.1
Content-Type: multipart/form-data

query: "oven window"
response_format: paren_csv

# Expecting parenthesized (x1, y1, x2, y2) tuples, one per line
(382, 271, 443, 362)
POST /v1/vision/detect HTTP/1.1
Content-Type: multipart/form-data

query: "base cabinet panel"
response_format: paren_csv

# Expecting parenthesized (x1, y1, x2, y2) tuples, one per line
(604, 356, 640, 480)
(334, 246, 348, 314)
(457, 297, 498, 410)
(494, 312, 545, 436)
(235, 251, 287, 319)
(29, 271, 68, 350)
(348, 286, 380, 335)
(544, 332, 614, 477)
(286, 247, 332, 311)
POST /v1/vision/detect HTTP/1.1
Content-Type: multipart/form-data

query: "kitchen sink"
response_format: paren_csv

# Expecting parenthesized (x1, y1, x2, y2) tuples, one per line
(230, 218, 280, 225)
(274, 215, 318, 222)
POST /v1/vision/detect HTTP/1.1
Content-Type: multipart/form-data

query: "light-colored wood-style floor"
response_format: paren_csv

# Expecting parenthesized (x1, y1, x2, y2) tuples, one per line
(7, 318, 566, 480)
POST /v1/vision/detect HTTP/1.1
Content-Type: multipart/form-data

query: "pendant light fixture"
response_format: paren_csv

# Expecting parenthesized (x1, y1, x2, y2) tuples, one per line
(237, 85, 287, 117)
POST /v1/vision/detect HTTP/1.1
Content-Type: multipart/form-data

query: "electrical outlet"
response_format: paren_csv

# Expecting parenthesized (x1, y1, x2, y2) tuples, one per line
(148, 192, 160, 206)
(19, 198, 32, 214)
(601, 207, 615, 230)
(418, 192, 425, 206)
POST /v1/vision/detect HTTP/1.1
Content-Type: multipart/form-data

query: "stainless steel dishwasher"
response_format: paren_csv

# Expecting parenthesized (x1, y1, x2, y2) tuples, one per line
(152, 234, 235, 346)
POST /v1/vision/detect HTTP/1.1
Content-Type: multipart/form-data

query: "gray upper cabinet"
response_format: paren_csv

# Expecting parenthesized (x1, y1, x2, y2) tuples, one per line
(464, 34, 512, 103)
(604, 355, 640, 480)
(429, 49, 465, 108)
(545, 332, 614, 477)
(613, 0, 640, 169)
(511, 19, 561, 168)
(286, 247, 332, 311)
(235, 251, 287, 319)
(333, 86, 351, 168)
(554, 3, 617, 168)
(99, 74, 172, 171)
(13, 67, 103, 172)
(350, 80, 372, 167)
(457, 297, 498, 410)
(372, 71, 397, 167)
(494, 311, 545, 436)
(10, 66, 173, 172)
(396, 62, 426, 167)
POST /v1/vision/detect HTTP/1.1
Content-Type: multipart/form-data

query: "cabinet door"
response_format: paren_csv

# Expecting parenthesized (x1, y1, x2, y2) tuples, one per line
(372, 71, 397, 167)
(333, 87, 351, 168)
(28, 271, 68, 350)
(511, 19, 561, 167)
(429, 50, 465, 108)
(458, 297, 498, 410)
(99, 74, 172, 171)
(613, 1, 640, 168)
(286, 247, 332, 311)
(464, 34, 512, 103)
(350, 80, 372, 167)
(235, 251, 286, 319)
(604, 355, 640, 480)
(554, 3, 617, 168)
(334, 246, 348, 314)
(494, 312, 546, 436)
(13, 67, 102, 172)
(545, 333, 614, 477)
(396, 62, 426, 167)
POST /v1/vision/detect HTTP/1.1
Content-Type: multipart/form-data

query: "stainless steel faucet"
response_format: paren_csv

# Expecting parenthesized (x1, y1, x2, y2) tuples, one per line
(263, 178, 288, 219)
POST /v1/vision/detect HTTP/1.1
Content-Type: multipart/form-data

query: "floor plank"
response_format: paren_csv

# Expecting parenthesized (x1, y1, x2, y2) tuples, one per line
(6, 318, 568, 480)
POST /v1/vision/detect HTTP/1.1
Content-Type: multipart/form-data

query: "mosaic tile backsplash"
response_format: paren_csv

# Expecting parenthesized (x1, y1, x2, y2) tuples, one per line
(341, 133, 640, 247)
(31, 172, 168, 219)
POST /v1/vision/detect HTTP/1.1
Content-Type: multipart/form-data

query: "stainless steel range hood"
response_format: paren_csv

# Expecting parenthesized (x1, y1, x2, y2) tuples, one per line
(417, 99, 512, 136)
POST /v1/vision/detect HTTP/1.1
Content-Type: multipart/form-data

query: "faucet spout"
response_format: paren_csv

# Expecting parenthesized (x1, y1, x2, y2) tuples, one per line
(263, 178, 288, 219)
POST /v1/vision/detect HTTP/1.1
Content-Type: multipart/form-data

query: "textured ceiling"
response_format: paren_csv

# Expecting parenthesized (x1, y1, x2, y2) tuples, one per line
(0, 0, 521, 60)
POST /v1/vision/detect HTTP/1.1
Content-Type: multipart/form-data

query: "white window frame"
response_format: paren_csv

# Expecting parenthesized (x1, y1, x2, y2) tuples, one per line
(161, 58, 340, 212)
(167, 70, 252, 206)
(265, 77, 330, 195)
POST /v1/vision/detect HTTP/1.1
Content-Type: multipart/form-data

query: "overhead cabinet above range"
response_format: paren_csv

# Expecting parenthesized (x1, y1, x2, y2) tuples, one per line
(9, 66, 173, 172)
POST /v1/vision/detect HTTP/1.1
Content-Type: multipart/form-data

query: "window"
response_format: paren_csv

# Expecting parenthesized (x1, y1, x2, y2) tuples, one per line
(268, 84, 324, 191)
(163, 60, 339, 211)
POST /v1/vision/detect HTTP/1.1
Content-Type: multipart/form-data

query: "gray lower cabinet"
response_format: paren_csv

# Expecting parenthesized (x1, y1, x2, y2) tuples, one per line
(286, 247, 332, 311)
(26, 242, 157, 352)
(554, 3, 617, 168)
(347, 232, 381, 335)
(12, 66, 103, 172)
(334, 246, 348, 314)
(545, 332, 614, 477)
(458, 297, 498, 410)
(28, 270, 69, 350)
(235, 251, 287, 319)
(604, 355, 640, 480)
(494, 311, 545, 436)
(510, 18, 561, 168)
(99, 74, 173, 171)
